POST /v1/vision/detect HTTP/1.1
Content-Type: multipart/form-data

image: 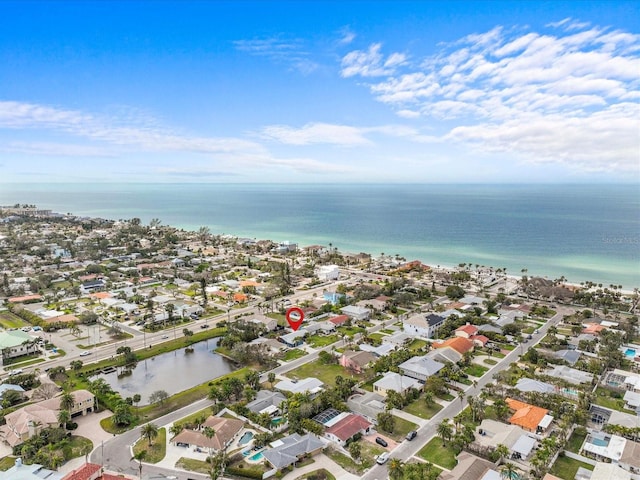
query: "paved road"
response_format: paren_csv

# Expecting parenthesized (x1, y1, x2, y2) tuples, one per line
(90, 397, 215, 480)
(361, 308, 568, 480)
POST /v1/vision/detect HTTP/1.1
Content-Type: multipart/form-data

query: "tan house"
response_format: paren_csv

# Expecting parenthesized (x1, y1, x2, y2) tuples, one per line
(0, 390, 95, 447)
(339, 350, 376, 374)
(171, 416, 244, 452)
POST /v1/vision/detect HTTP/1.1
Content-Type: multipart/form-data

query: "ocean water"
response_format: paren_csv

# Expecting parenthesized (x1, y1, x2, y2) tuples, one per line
(0, 183, 638, 289)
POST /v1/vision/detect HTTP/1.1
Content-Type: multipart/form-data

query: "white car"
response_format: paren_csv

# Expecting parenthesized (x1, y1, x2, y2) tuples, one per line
(161, 335, 169, 339)
(79, 351, 92, 357)
(376, 452, 389, 465)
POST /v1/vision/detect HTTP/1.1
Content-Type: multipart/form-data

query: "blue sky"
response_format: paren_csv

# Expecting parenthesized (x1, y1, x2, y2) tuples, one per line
(0, 0, 638, 183)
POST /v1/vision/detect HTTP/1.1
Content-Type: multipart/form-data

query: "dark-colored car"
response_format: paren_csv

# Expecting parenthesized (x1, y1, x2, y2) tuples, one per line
(406, 430, 417, 441)
(375, 436, 388, 447)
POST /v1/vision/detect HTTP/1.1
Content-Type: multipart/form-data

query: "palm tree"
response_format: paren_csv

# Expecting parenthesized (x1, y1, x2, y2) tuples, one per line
(500, 462, 518, 480)
(60, 391, 75, 412)
(58, 409, 71, 431)
(387, 458, 405, 480)
(132, 450, 147, 480)
(141, 422, 159, 446)
(203, 426, 216, 475)
(494, 443, 510, 463)
(437, 419, 453, 446)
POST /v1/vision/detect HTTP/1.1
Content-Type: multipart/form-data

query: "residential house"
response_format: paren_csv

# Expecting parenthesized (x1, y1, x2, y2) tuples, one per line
(373, 371, 420, 397)
(1, 390, 96, 447)
(382, 331, 413, 347)
(275, 378, 324, 396)
(316, 265, 339, 281)
(280, 330, 306, 347)
(340, 305, 370, 321)
(506, 398, 553, 434)
(403, 313, 444, 338)
(398, 355, 445, 382)
(80, 278, 106, 294)
(0, 458, 63, 480)
(581, 433, 628, 465)
(323, 413, 372, 447)
(0, 330, 39, 365)
(262, 433, 325, 471)
(456, 324, 479, 339)
(590, 463, 631, 480)
(514, 378, 556, 394)
(432, 336, 474, 358)
(328, 315, 349, 326)
(340, 350, 376, 374)
(248, 314, 278, 332)
(551, 349, 581, 366)
(172, 416, 244, 452)
(439, 452, 497, 480)
(347, 392, 387, 424)
(246, 390, 286, 416)
(426, 347, 463, 364)
(359, 342, 395, 357)
(546, 365, 593, 385)
(474, 419, 538, 460)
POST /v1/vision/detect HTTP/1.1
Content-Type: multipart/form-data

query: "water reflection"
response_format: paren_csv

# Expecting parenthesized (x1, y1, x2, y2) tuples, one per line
(96, 338, 236, 404)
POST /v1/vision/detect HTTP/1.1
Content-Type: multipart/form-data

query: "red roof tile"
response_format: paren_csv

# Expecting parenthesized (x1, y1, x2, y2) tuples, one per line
(326, 414, 372, 441)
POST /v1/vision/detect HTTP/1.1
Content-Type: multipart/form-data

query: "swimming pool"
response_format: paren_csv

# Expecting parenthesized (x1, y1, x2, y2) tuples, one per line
(271, 416, 284, 426)
(248, 451, 264, 461)
(624, 348, 636, 357)
(591, 437, 609, 447)
(238, 431, 254, 445)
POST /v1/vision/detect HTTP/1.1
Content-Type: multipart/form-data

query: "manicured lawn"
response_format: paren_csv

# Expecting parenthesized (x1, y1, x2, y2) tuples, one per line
(404, 398, 443, 420)
(594, 386, 634, 413)
(383, 415, 419, 442)
(297, 469, 336, 480)
(325, 441, 384, 475)
(408, 339, 427, 351)
(0, 312, 27, 329)
(493, 351, 506, 358)
(133, 427, 167, 463)
(0, 456, 15, 471)
(483, 358, 497, 365)
(381, 329, 395, 334)
(287, 360, 363, 387)
(337, 326, 365, 336)
(549, 455, 594, 479)
(417, 437, 457, 469)
(464, 364, 489, 377)
(437, 392, 454, 401)
(282, 348, 307, 361)
(368, 333, 385, 341)
(567, 428, 587, 453)
(175, 457, 210, 474)
(306, 334, 340, 348)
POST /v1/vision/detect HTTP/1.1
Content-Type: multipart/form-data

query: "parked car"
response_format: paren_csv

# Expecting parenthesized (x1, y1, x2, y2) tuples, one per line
(376, 452, 389, 464)
(201, 324, 209, 329)
(375, 437, 388, 447)
(79, 351, 92, 357)
(406, 430, 417, 441)
(161, 335, 169, 339)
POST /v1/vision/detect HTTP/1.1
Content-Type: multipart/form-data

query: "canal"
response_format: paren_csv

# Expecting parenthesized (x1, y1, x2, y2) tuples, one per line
(96, 338, 236, 404)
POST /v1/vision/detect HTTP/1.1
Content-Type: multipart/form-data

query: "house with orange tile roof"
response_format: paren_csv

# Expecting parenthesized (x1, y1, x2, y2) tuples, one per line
(582, 322, 607, 335)
(61, 463, 101, 480)
(90, 291, 112, 300)
(506, 398, 554, 433)
(324, 413, 373, 446)
(8, 294, 42, 303)
(233, 292, 248, 303)
(455, 324, 479, 339)
(432, 337, 474, 355)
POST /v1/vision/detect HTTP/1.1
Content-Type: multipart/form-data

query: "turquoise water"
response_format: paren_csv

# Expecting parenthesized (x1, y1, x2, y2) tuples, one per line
(248, 451, 264, 461)
(1, 183, 638, 288)
(238, 431, 254, 445)
(591, 437, 609, 447)
(271, 416, 284, 426)
(625, 348, 636, 357)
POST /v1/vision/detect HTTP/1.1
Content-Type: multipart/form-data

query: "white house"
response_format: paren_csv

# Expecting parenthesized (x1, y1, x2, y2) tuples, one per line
(373, 372, 420, 397)
(340, 305, 370, 321)
(316, 265, 340, 281)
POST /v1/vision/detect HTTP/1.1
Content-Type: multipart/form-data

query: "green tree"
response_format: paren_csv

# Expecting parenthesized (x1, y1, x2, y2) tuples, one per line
(60, 391, 75, 412)
(387, 458, 405, 480)
(58, 409, 71, 431)
(141, 423, 159, 446)
(268, 372, 276, 387)
(132, 450, 146, 480)
(377, 411, 395, 434)
(348, 441, 361, 462)
(437, 419, 453, 446)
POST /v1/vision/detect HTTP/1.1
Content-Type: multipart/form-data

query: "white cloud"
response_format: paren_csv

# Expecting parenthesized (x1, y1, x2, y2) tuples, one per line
(260, 122, 371, 146)
(342, 22, 640, 173)
(233, 36, 318, 74)
(341, 43, 407, 78)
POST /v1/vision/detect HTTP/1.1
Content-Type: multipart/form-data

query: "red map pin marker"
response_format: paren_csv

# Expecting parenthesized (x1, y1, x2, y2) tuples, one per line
(285, 307, 305, 331)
